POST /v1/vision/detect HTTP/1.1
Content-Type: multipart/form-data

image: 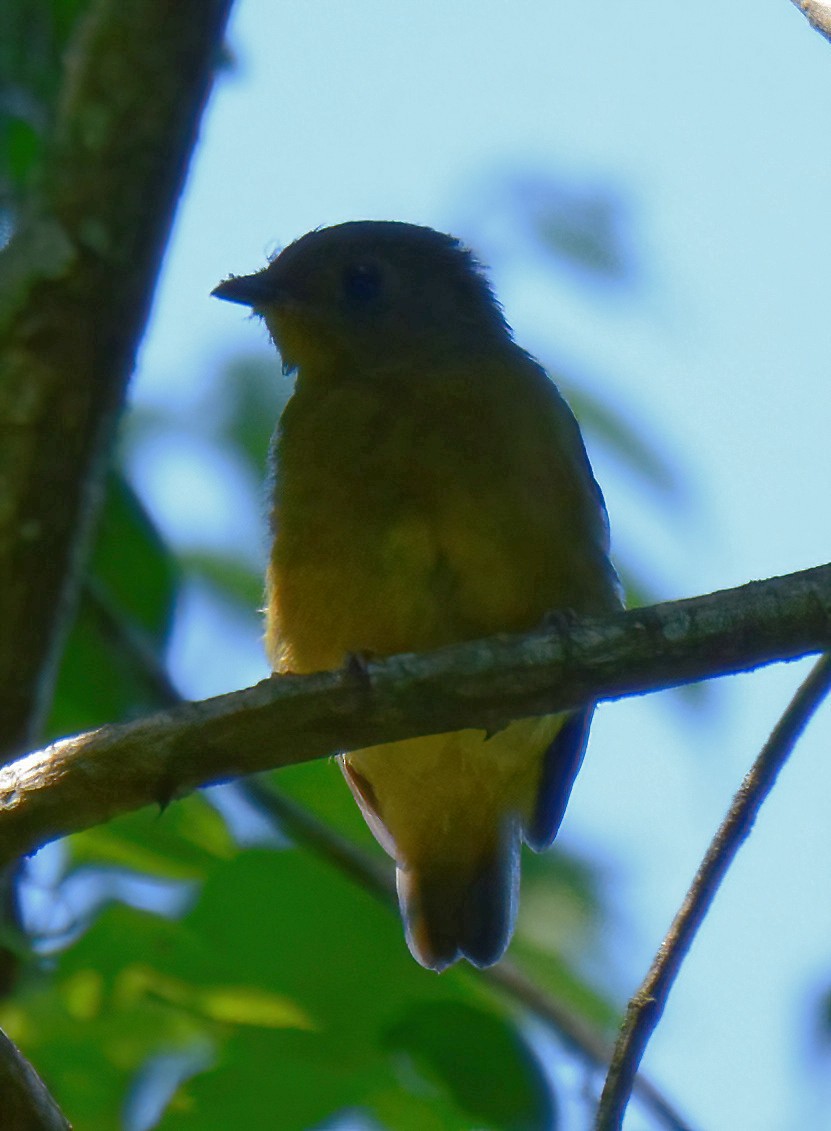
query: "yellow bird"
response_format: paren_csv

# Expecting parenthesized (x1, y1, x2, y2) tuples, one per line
(213, 221, 620, 971)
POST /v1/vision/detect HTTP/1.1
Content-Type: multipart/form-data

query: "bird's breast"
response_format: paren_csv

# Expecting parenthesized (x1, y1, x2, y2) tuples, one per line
(264, 363, 616, 674)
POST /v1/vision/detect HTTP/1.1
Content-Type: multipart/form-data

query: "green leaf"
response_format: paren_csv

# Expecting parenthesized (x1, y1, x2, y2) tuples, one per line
(215, 356, 292, 479)
(118, 965, 313, 1031)
(48, 471, 179, 735)
(562, 379, 682, 502)
(3, 116, 40, 187)
(0, 907, 212, 1129)
(0, 0, 89, 214)
(157, 849, 542, 1127)
(9, 838, 571, 1128)
(161, 1028, 373, 1131)
(384, 1000, 556, 1130)
(268, 760, 389, 857)
(47, 595, 156, 734)
(180, 549, 264, 612)
(89, 471, 178, 648)
(518, 846, 605, 953)
(69, 793, 237, 882)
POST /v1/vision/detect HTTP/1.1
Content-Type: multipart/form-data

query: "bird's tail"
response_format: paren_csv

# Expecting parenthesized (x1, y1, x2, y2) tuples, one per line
(396, 841, 519, 972)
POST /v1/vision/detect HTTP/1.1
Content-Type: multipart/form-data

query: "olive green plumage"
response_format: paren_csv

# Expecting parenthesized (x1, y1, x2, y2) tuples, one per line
(213, 220, 620, 970)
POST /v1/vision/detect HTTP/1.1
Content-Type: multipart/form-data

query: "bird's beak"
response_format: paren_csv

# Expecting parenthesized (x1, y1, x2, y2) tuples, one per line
(212, 271, 282, 308)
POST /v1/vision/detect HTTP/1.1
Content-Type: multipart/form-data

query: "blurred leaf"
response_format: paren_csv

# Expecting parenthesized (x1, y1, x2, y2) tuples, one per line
(0, 0, 88, 215)
(157, 849, 552, 1128)
(48, 472, 178, 736)
(162, 1027, 374, 1131)
(520, 847, 605, 945)
(180, 549, 263, 612)
(561, 379, 681, 501)
(814, 984, 831, 1052)
(119, 965, 313, 1030)
(123, 356, 289, 488)
(269, 760, 388, 858)
(0, 908, 211, 1129)
(510, 173, 632, 282)
(509, 938, 618, 1035)
(70, 794, 236, 883)
(215, 356, 291, 479)
(90, 471, 178, 648)
(368, 1084, 472, 1131)
(4, 116, 39, 185)
(384, 1000, 556, 1131)
(513, 849, 618, 1033)
(47, 596, 157, 735)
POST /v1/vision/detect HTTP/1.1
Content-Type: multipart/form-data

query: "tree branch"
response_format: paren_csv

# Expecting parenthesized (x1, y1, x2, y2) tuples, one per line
(80, 600, 692, 1130)
(0, 563, 828, 869)
(788, 0, 831, 42)
(0, 0, 233, 757)
(0, 1025, 71, 1130)
(594, 651, 831, 1130)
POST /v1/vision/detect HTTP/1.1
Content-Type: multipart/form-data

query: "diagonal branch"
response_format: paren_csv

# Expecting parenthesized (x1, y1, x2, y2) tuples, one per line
(788, 0, 831, 42)
(594, 651, 831, 1130)
(0, 0, 233, 758)
(0, 562, 828, 869)
(0, 1025, 71, 1130)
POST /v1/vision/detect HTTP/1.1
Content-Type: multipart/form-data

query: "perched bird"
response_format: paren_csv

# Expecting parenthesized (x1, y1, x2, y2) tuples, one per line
(213, 221, 620, 971)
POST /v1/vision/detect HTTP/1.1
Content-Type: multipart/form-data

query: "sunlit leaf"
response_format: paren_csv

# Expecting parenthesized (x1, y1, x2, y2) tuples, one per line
(118, 966, 313, 1030)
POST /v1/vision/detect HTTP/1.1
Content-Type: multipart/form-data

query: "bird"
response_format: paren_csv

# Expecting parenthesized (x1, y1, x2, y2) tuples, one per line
(212, 220, 620, 971)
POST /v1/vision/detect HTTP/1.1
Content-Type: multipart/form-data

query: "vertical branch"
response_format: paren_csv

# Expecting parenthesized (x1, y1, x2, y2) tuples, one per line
(595, 654, 831, 1129)
(0, 1, 234, 1117)
(0, 0, 234, 758)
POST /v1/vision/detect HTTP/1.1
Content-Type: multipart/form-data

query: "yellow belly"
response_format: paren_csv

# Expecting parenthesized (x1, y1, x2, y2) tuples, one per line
(341, 715, 565, 870)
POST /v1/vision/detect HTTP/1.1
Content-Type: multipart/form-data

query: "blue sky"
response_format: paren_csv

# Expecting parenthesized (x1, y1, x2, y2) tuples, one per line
(132, 2, 831, 1126)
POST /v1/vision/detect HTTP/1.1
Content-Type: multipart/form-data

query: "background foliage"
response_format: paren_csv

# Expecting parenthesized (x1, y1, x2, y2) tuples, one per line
(0, 6, 681, 1127)
(2, 1, 830, 1129)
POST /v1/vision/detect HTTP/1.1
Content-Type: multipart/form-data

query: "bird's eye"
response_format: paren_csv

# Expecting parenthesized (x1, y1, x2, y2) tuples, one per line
(341, 260, 382, 304)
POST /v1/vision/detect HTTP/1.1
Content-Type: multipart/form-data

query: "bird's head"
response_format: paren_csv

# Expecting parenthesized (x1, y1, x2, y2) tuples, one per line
(212, 220, 509, 376)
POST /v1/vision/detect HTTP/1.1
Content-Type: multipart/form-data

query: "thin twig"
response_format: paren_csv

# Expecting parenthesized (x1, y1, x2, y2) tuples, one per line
(595, 653, 831, 1130)
(788, 0, 831, 42)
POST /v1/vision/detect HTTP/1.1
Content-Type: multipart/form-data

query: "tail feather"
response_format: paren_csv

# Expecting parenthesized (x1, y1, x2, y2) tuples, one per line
(525, 706, 593, 851)
(397, 843, 519, 972)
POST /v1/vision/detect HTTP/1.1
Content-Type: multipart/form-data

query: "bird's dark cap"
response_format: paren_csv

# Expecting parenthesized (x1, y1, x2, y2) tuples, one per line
(212, 270, 279, 307)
